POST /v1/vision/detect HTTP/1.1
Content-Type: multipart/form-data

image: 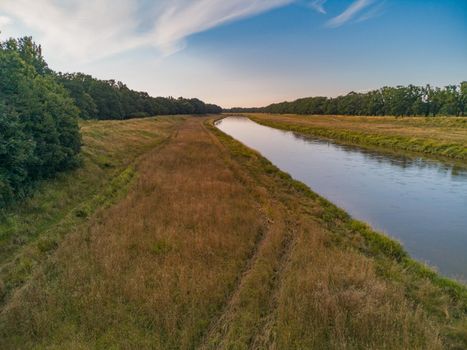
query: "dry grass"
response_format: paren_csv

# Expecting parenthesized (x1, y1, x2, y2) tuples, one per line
(0, 118, 266, 348)
(247, 114, 467, 160)
(0, 116, 465, 349)
(207, 123, 456, 349)
(0, 117, 180, 308)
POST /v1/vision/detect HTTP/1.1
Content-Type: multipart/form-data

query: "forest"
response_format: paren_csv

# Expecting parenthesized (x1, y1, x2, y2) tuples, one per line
(0, 37, 221, 206)
(56, 73, 222, 120)
(229, 83, 467, 117)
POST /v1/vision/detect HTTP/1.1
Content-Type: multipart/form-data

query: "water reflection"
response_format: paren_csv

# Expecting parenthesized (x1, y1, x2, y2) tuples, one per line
(216, 116, 467, 282)
(292, 132, 466, 178)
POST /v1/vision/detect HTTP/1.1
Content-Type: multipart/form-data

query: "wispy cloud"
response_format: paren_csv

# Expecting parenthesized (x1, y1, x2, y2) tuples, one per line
(0, 0, 383, 65)
(150, 0, 294, 54)
(0, 0, 293, 63)
(309, 0, 327, 14)
(355, 1, 385, 23)
(326, 0, 374, 28)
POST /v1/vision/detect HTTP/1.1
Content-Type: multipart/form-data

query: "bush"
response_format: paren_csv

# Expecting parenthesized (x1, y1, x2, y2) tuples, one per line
(0, 38, 81, 206)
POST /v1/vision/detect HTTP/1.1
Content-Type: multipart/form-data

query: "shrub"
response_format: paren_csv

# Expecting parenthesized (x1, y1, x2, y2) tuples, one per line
(0, 38, 81, 206)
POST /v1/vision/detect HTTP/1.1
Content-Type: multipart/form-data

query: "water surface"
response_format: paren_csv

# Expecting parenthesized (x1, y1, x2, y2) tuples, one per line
(216, 116, 467, 282)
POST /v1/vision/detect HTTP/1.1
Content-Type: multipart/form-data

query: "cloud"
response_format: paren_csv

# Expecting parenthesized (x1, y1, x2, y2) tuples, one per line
(0, 0, 142, 63)
(326, 0, 374, 28)
(151, 0, 294, 54)
(0, 15, 11, 27)
(0, 0, 382, 65)
(355, 1, 385, 23)
(309, 0, 327, 14)
(0, 0, 293, 63)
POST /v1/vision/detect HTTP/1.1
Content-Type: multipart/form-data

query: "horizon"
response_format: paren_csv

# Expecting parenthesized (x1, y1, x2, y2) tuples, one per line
(0, 0, 466, 108)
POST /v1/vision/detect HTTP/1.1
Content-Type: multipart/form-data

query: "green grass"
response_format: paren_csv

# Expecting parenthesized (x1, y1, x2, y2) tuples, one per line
(247, 114, 467, 161)
(208, 118, 467, 349)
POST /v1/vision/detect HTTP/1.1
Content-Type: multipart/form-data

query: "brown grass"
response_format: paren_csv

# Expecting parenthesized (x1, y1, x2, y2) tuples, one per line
(0, 117, 180, 310)
(1, 118, 266, 348)
(0, 117, 464, 349)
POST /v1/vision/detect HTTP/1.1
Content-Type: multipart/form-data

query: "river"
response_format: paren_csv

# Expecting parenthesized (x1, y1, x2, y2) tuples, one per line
(216, 116, 467, 282)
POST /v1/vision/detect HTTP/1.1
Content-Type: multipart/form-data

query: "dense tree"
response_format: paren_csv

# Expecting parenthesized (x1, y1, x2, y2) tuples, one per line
(55, 73, 97, 119)
(461, 81, 467, 116)
(0, 38, 81, 205)
(56, 73, 222, 120)
(438, 85, 461, 116)
(0, 103, 33, 205)
(228, 83, 466, 117)
(2, 36, 51, 76)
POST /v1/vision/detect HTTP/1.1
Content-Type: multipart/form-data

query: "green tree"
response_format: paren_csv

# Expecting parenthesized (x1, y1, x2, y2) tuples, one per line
(439, 85, 461, 116)
(57, 73, 222, 120)
(0, 37, 81, 203)
(3, 36, 50, 75)
(256, 82, 466, 117)
(460, 81, 467, 116)
(0, 103, 34, 205)
(56, 73, 97, 119)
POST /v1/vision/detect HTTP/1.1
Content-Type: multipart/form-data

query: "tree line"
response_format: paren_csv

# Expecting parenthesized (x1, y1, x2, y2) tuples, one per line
(56, 73, 222, 120)
(228, 83, 467, 117)
(0, 36, 221, 206)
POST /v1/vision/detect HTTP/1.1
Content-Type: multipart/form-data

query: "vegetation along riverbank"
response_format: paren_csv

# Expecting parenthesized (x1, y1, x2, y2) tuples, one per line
(246, 114, 467, 161)
(0, 116, 465, 349)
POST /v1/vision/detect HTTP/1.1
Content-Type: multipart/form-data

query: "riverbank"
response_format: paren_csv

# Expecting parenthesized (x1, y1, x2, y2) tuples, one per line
(245, 114, 467, 161)
(0, 117, 465, 349)
(216, 116, 467, 281)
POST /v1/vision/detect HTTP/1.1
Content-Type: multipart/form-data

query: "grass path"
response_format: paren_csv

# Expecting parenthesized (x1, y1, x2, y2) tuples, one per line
(199, 123, 297, 348)
(0, 116, 465, 349)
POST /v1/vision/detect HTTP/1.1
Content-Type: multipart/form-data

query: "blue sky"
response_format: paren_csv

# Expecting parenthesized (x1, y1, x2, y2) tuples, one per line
(0, 0, 466, 107)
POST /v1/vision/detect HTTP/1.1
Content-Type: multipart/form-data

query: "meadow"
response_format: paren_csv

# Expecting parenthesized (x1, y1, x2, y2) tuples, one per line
(0, 117, 181, 308)
(0, 116, 465, 349)
(246, 114, 467, 161)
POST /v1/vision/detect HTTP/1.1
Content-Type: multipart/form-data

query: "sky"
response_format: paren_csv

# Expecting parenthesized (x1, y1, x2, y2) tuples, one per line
(0, 0, 466, 108)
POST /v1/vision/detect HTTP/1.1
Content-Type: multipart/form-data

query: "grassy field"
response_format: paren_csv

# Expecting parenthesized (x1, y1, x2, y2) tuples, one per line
(245, 114, 467, 161)
(0, 117, 181, 308)
(0, 116, 466, 349)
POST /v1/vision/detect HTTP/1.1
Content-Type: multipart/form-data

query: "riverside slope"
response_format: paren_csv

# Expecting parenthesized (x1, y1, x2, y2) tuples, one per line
(247, 113, 467, 161)
(0, 117, 465, 349)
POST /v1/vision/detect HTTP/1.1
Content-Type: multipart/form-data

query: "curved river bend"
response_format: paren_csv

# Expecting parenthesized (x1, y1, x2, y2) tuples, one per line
(216, 116, 467, 282)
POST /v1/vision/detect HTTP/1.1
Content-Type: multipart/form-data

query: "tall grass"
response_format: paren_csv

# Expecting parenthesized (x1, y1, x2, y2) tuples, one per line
(0, 117, 180, 306)
(0, 116, 465, 349)
(0, 118, 266, 348)
(208, 119, 467, 349)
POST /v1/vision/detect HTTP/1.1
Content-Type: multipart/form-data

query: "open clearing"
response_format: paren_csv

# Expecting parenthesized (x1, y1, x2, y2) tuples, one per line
(0, 117, 466, 349)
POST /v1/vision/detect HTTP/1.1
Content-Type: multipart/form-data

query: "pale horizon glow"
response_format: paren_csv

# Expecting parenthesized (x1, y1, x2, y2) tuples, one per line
(0, 0, 465, 108)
